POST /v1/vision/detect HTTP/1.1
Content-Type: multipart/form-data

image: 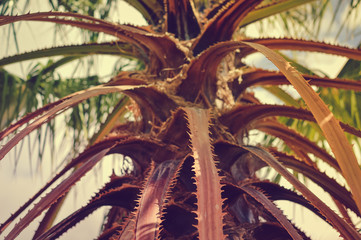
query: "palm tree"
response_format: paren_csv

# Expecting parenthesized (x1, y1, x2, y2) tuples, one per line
(1, 0, 361, 239)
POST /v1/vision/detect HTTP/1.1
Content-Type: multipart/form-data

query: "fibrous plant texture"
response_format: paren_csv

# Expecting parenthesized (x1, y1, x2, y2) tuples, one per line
(1, 0, 361, 239)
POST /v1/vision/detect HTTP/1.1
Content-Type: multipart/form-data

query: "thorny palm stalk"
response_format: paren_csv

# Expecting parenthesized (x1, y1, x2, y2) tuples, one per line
(1, 0, 361, 239)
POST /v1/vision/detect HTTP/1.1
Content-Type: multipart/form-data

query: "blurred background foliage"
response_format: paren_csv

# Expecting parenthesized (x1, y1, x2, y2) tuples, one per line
(0, 0, 143, 157)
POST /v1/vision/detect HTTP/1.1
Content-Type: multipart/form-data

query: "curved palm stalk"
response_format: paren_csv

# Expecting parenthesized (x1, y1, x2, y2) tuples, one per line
(0, 42, 143, 67)
(256, 119, 340, 171)
(0, 75, 142, 141)
(243, 38, 361, 61)
(242, 41, 361, 213)
(269, 149, 360, 216)
(240, 185, 302, 240)
(249, 181, 327, 221)
(34, 178, 140, 240)
(244, 145, 361, 239)
(0, 85, 141, 161)
(220, 104, 361, 139)
(220, 106, 341, 171)
(236, 69, 361, 95)
(4, 147, 112, 240)
(0, 11, 111, 24)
